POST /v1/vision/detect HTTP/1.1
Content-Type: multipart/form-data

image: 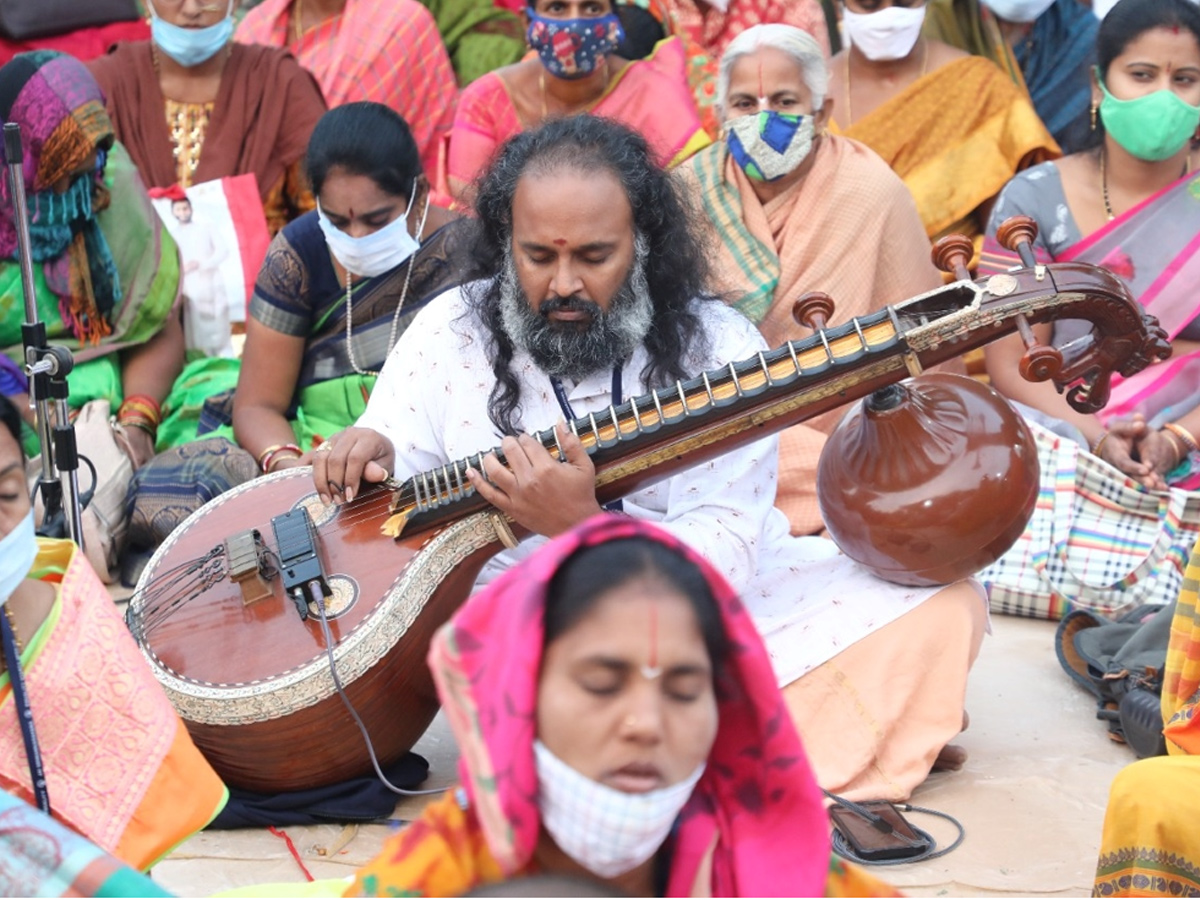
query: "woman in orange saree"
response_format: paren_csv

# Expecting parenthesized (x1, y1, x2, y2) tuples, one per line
(0, 397, 226, 871)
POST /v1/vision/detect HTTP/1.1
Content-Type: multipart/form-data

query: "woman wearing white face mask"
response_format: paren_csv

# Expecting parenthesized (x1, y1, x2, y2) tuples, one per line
(826, 0, 1058, 251)
(923, 0, 1099, 151)
(227, 103, 467, 479)
(347, 517, 897, 897)
(0, 395, 226, 869)
(122, 104, 472, 563)
(86, 0, 327, 236)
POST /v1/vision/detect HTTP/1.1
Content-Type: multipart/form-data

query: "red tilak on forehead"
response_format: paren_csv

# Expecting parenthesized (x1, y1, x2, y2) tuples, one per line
(1172, 24, 1181, 33)
(552, 238, 566, 246)
(648, 602, 658, 669)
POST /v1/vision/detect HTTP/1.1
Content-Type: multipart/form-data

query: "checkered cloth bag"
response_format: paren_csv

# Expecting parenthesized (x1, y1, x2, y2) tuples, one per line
(980, 421, 1200, 620)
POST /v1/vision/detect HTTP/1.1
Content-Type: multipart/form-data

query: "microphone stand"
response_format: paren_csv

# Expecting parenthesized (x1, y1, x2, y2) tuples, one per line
(4, 123, 85, 548)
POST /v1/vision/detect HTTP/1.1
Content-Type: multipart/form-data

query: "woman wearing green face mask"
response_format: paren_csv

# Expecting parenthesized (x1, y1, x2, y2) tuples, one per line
(974, 0, 1200, 625)
(981, 0, 1200, 492)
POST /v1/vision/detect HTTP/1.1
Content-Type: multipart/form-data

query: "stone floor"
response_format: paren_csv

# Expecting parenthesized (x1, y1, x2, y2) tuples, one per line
(148, 614, 1136, 898)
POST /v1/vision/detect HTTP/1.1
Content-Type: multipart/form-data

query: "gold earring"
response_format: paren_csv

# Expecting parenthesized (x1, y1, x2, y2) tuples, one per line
(1090, 103, 1098, 132)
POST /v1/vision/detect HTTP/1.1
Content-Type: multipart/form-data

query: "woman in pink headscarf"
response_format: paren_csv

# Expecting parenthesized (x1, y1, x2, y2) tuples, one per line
(346, 515, 896, 898)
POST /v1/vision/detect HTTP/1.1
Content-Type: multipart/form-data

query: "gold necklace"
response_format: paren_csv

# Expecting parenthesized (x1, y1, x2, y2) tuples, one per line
(343, 195, 429, 377)
(291, 0, 305, 43)
(843, 39, 928, 127)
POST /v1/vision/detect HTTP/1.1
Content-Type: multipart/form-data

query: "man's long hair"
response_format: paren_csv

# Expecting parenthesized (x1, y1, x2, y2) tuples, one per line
(469, 116, 714, 436)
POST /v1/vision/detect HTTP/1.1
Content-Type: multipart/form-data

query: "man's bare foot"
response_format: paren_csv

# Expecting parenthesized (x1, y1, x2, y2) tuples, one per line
(932, 743, 968, 772)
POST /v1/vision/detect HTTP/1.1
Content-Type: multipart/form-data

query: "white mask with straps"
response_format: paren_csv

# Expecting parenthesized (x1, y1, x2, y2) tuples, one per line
(316, 186, 422, 278)
(843, 5, 928, 61)
(979, 0, 1057, 24)
(534, 739, 704, 878)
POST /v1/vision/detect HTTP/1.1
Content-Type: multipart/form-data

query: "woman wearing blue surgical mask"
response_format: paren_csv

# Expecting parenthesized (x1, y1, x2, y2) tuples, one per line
(446, 0, 711, 203)
(677, 24, 986, 802)
(825, 0, 1057, 253)
(981, 0, 1200, 497)
(0, 394, 226, 869)
(86, 0, 327, 237)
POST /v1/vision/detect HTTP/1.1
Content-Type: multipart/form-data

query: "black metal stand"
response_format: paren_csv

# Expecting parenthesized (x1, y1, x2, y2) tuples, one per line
(5, 123, 85, 546)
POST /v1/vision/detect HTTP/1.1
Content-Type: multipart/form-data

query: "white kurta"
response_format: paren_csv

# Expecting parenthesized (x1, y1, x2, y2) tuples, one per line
(358, 284, 944, 684)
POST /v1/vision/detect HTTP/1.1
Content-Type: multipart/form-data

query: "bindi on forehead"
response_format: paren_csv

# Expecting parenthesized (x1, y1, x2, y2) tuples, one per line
(553, 238, 566, 246)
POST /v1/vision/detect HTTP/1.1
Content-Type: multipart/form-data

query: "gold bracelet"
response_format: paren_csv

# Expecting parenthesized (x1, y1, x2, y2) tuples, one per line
(256, 443, 294, 469)
(1163, 428, 1189, 467)
(1164, 421, 1199, 455)
(1091, 431, 1110, 458)
(260, 444, 303, 473)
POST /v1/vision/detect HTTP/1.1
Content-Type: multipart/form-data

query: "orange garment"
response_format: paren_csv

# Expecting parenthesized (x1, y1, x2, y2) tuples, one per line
(677, 136, 942, 535)
(0, 539, 227, 870)
(835, 55, 1059, 245)
(235, 0, 458, 178)
(348, 791, 899, 898)
(1165, 536, 1200, 756)
(782, 579, 988, 801)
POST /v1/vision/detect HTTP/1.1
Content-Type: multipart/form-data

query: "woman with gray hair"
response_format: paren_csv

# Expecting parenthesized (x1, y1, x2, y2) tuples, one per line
(676, 21, 985, 803)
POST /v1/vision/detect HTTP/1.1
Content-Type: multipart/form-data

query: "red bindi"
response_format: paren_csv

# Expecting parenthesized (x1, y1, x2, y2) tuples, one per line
(552, 238, 566, 246)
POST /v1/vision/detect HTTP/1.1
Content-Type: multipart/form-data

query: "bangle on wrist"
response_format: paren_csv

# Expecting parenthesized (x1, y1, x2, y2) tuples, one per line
(118, 394, 162, 427)
(259, 443, 303, 473)
(1162, 428, 1190, 467)
(1091, 431, 1110, 458)
(1164, 421, 1199, 456)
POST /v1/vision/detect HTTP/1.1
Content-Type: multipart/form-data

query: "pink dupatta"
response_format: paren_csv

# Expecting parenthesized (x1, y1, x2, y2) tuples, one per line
(982, 170, 1200, 424)
(426, 515, 832, 898)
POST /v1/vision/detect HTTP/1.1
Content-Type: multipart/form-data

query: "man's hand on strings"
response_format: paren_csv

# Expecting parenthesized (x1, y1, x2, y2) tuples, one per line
(466, 421, 601, 538)
(312, 427, 395, 505)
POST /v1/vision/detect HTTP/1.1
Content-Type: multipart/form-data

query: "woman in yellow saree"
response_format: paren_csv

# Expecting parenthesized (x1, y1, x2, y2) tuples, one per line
(827, 0, 1058, 252)
(1091, 536, 1200, 897)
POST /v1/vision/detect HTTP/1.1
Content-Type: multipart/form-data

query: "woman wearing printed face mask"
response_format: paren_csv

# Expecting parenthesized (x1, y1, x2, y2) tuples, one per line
(676, 24, 948, 538)
(0, 395, 227, 871)
(446, 0, 711, 203)
(922, 0, 1098, 151)
(827, 0, 1058, 252)
(347, 517, 898, 898)
(86, 0, 327, 236)
(228, 103, 468, 477)
(980, 0, 1200, 500)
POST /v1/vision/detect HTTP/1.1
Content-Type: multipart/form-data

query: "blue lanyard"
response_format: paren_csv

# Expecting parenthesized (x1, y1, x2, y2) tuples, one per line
(1, 609, 51, 814)
(549, 367, 623, 513)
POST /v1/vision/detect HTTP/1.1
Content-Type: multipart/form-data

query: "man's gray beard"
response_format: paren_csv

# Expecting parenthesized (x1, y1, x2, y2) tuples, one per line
(497, 234, 653, 382)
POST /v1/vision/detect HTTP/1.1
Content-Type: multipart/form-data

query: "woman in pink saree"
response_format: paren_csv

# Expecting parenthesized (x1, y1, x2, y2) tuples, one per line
(446, 0, 709, 202)
(346, 515, 895, 897)
(979, 0, 1200, 491)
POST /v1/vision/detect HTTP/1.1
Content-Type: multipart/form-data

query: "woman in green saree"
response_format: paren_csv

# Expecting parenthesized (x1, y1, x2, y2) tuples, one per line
(0, 50, 183, 468)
